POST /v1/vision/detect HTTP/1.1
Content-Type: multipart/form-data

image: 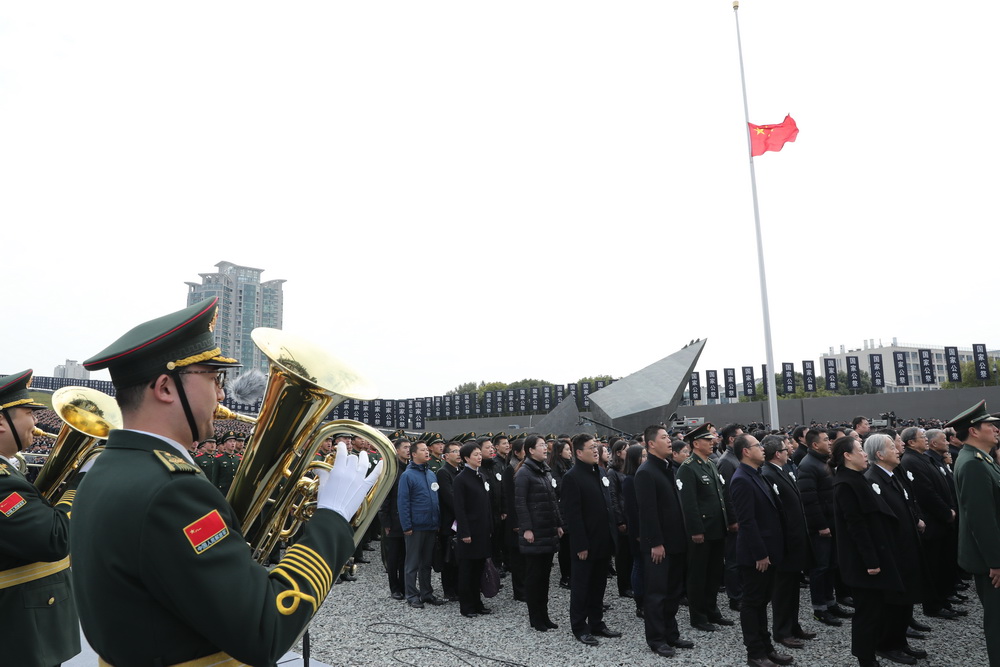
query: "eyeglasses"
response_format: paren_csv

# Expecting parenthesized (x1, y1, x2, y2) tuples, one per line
(776, 448, 788, 452)
(177, 369, 227, 389)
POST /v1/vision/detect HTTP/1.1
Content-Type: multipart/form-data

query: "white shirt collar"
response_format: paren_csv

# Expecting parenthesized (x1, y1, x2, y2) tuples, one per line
(125, 429, 195, 464)
(875, 463, 894, 477)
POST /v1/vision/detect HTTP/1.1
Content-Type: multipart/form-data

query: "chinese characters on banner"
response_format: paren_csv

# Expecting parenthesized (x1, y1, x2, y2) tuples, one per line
(782, 363, 795, 394)
(803, 361, 816, 392)
(869, 354, 885, 388)
(846, 356, 861, 390)
(742, 366, 756, 397)
(944, 347, 961, 383)
(689, 372, 701, 401)
(706, 370, 719, 399)
(894, 351, 910, 386)
(918, 349, 935, 385)
(824, 358, 838, 391)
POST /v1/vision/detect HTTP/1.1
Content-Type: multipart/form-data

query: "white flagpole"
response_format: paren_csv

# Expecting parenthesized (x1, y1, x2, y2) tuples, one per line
(733, 1, 779, 429)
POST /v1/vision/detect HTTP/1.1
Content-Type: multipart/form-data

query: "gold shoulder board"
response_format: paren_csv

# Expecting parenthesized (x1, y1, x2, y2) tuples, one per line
(153, 450, 201, 474)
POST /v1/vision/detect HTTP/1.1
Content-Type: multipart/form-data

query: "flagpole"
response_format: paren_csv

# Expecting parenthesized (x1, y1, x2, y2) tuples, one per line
(733, 1, 779, 430)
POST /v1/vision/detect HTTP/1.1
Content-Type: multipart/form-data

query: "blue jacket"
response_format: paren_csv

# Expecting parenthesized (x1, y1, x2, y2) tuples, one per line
(397, 462, 441, 532)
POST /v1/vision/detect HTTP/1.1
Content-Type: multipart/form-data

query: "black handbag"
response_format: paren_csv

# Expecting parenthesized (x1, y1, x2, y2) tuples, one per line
(480, 558, 500, 598)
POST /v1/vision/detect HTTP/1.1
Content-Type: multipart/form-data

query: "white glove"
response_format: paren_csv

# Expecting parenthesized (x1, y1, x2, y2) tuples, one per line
(316, 442, 384, 524)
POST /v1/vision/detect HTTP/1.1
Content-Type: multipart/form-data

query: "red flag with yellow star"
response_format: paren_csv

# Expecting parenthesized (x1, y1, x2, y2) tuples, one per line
(748, 115, 798, 156)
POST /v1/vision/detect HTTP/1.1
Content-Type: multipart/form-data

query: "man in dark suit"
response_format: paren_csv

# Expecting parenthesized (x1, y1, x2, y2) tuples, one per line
(560, 433, 620, 646)
(436, 441, 462, 601)
(636, 424, 694, 658)
(760, 435, 815, 650)
(378, 438, 410, 597)
(716, 423, 745, 611)
(898, 426, 961, 620)
(864, 433, 928, 665)
(730, 433, 793, 667)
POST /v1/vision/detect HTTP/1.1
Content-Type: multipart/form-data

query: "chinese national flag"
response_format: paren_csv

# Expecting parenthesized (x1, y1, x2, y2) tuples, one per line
(748, 115, 798, 156)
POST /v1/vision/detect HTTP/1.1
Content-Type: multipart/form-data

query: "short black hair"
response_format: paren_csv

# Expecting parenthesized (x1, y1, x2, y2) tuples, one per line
(851, 416, 868, 429)
(571, 433, 595, 455)
(720, 423, 743, 447)
(805, 428, 823, 448)
(459, 443, 481, 463)
(733, 434, 756, 461)
(644, 424, 666, 444)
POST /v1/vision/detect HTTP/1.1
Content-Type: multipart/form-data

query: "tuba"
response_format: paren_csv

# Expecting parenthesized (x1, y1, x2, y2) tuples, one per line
(225, 328, 397, 563)
(33, 386, 123, 501)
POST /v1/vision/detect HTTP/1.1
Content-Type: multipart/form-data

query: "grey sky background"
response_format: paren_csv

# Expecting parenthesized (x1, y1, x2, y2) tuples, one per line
(2, 2, 996, 399)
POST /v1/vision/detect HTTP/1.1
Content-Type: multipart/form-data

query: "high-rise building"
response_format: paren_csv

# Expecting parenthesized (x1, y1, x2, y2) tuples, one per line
(53, 359, 89, 380)
(186, 261, 285, 375)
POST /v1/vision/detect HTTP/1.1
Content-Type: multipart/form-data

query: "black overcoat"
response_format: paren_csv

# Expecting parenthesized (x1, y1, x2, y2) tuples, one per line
(864, 465, 927, 604)
(515, 457, 563, 554)
(453, 466, 493, 559)
(634, 454, 687, 556)
(560, 461, 616, 559)
(761, 461, 812, 573)
(731, 463, 784, 567)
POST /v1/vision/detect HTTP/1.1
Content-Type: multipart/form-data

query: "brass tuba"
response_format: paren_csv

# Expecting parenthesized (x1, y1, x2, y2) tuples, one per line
(225, 328, 397, 563)
(33, 386, 123, 501)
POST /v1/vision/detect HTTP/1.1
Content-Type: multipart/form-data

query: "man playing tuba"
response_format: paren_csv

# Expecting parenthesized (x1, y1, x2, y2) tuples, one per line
(71, 297, 382, 666)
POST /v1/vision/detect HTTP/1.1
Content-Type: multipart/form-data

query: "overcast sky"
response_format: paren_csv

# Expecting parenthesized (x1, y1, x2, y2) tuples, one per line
(3, 2, 997, 400)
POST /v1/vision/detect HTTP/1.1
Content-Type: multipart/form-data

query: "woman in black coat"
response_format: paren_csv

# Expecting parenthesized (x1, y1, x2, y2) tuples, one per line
(548, 439, 574, 587)
(607, 439, 632, 597)
(832, 436, 906, 667)
(453, 442, 493, 617)
(515, 434, 564, 631)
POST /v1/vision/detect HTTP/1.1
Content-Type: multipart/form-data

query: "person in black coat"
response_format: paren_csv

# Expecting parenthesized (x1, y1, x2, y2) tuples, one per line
(515, 434, 564, 632)
(549, 439, 574, 588)
(760, 435, 816, 649)
(453, 442, 493, 617)
(436, 442, 462, 601)
(607, 439, 632, 598)
(560, 433, 620, 646)
(862, 433, 930, 665)
(797, 428, 852, 625)
(502, 438, 526, 601)
(730, 434, 791, 667)
(377, 439, 410, 598)
(898, 427, 960, 619)
(635, 425, 692, 658)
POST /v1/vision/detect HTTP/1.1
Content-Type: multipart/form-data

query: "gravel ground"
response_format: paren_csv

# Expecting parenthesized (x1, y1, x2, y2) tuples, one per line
(296, 554, 990, 667)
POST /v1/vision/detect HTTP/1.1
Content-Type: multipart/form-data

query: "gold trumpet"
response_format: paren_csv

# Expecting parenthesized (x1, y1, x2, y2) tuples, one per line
(225, 328, 397, 563)
(214, 404, 257, 424)
(33, 386, 122, 501)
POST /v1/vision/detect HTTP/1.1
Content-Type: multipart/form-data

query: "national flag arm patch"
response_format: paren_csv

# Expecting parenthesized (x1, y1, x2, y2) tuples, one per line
(183, 509, 230, 554)
(0, 492, 26, 517)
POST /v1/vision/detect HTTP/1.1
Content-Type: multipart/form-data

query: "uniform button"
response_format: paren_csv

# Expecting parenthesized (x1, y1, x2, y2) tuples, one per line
(48, 596, 55, 605)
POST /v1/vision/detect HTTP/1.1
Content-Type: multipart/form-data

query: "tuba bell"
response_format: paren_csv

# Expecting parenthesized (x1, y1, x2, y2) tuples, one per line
(33, 386, 123, 501)
(225, 328, 397, 563)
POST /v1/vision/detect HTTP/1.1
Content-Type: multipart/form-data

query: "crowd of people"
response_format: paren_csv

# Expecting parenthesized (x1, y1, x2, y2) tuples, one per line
(335, 413, 999, 667)
(2, 295, 996, 667)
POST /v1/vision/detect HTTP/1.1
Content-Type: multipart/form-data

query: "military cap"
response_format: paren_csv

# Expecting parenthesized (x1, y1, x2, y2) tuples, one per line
(944, 400, 1000, 430)
(684, 423, 714, 444)
(83, 297, 241, 387)
(449, 432, 465, 443)
(218, 430, 239, 442)
(235, 433, 246, 441)
(0, 370, 48, 411)
(200, 437, 217, 445)
(428, 435, 444, 445)
(492, 432, 507, 442)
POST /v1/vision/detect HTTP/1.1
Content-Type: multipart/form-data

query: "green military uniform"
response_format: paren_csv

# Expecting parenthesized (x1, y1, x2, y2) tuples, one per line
(195, 450, 217, 484)
(71, 297, 357, 666)
(215, 451, 240, 495)
(948, 400, 1000, 666)
(0, 370, 80, 667)
(676, 427, 730, 627)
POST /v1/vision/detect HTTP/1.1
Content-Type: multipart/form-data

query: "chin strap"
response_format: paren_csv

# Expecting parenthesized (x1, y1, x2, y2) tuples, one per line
(1, 408, 25, 452)
(170, 372, 202, 446)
